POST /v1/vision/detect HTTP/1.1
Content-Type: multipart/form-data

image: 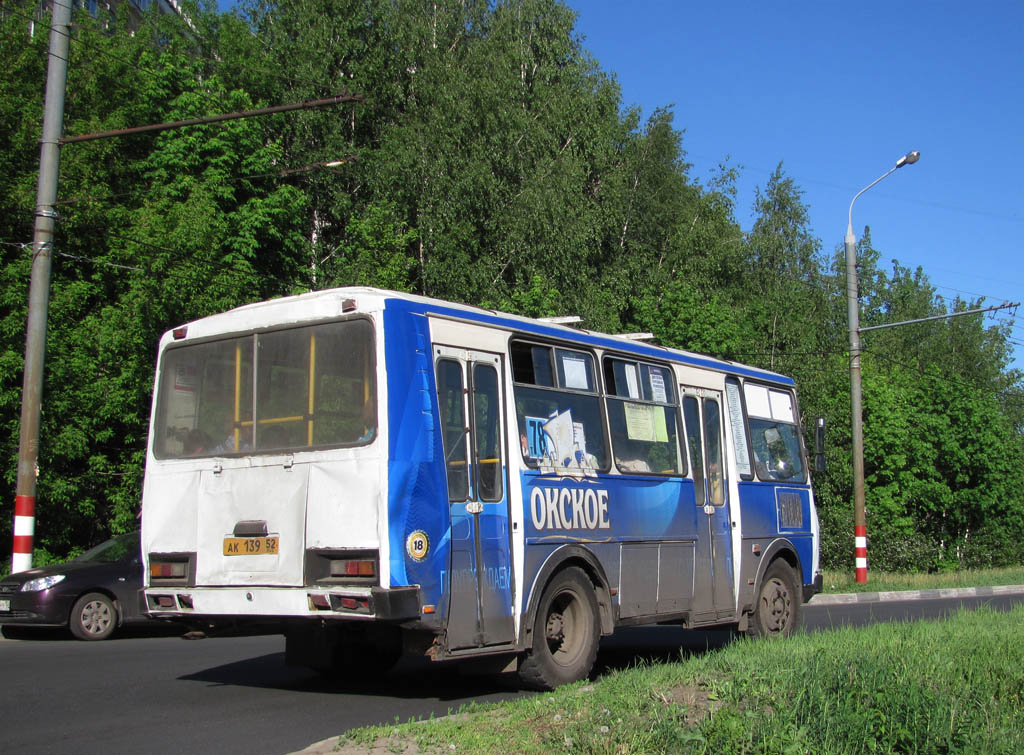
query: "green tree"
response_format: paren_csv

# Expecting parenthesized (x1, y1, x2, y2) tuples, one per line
(1, 3, 308, 559)
(862, 362, 1024, 570)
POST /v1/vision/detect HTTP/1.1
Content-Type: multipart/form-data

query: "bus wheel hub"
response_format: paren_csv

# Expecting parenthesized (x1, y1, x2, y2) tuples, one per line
(546, 613, 565, 642)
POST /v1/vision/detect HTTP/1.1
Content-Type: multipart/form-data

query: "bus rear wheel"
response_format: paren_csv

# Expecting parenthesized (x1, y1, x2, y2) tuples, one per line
(519, 567, 599, 690)
(747, 560, 800, 638)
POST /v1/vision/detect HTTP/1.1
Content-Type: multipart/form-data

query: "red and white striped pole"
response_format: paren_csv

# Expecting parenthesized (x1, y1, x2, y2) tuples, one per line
(10, 0, 71, 575)
(12, 495, 35, 574)
(854, 525, 868, 584)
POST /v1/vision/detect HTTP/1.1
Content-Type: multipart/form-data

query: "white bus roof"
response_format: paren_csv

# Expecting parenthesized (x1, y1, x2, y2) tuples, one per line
(160, 287, 793, 386)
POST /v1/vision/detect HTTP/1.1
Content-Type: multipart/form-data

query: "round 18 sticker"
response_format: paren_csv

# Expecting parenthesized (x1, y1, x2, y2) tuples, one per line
(406, 530, 429, 562)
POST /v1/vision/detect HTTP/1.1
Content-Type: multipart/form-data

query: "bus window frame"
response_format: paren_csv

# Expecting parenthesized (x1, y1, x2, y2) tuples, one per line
(152, 315, 378, 460)
(600, 353, 687, 478)
(509, 336, 611, 474)
(742, 380, 808, 484)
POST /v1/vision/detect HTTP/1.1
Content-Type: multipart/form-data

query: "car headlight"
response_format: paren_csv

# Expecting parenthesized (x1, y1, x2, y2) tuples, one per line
(21, 574, 65, 592)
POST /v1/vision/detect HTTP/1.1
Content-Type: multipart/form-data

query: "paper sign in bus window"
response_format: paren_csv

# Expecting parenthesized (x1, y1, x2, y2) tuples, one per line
(174, 364, 197, 392)
(530, 409, 598, 477)
(648, 370, 668, 403)
(624, 401, 668, 442)
(624, 364, 640, 399)
(542, 410, 575, 462)
(561, 354, 590, 391)
(525, 416, 548, 459)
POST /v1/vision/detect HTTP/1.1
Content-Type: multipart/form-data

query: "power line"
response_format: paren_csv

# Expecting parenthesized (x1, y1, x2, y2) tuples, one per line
(55, 250, 141, 271)
(862, 346, 1024, 407)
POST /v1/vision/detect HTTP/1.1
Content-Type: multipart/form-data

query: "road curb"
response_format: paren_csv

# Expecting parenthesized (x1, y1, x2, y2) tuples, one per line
(808, 584, 1024, 605)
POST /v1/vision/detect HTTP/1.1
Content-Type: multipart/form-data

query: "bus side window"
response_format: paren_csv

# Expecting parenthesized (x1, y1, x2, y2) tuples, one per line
(511, 341, 607, 471)
(603, 358, 682, 475)
(473, 363, 503, 502)
(703, 398, 725, 505)
(683, 396, 704, 496)
(436, 359, 469, 501)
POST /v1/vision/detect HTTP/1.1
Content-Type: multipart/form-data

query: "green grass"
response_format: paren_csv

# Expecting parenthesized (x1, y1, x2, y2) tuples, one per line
(336, 605, 1024, 754)
(821, 565, 1024, 594)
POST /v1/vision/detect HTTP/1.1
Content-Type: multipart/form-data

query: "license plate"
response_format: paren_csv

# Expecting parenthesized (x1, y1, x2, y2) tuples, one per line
(0, 599, 10, 612)
(223, 536, 279, 556)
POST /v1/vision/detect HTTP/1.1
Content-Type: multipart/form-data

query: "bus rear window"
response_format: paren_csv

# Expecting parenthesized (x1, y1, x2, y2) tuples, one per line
(153, 319, 375, 459)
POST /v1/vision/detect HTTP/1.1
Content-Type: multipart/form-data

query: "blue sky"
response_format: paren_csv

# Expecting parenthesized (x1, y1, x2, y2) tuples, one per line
(563, 0, 1023, 370)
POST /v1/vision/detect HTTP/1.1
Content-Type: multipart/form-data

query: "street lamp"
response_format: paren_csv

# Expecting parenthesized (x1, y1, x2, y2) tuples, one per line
(845, 150, 920, 584)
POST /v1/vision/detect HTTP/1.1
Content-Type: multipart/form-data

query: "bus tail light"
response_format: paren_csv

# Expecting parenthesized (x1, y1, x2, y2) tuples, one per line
(308, 594, 331, 610)
(307, 592, 371, 614)
(148, 553, 194, 586)
(151, 562, 187, 579)
(330, 559, 376, 579)
(146, 594, 177, 610)
(306, 549, 379, 586)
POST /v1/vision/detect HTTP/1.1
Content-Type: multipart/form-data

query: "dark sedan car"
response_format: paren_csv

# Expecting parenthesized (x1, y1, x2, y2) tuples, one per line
(0, 531, 147, 640)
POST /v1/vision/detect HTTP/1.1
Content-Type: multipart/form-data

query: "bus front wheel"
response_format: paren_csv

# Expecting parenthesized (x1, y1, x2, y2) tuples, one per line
(518, 566, 599, 690)
(747, 560, 800, 638)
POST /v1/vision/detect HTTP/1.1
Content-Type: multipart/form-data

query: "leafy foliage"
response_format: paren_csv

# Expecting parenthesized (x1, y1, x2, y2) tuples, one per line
(0, 0, 1022, 571)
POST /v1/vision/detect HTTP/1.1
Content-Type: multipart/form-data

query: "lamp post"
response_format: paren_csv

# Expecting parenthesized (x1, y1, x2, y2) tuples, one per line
(845, 150, 920, 584)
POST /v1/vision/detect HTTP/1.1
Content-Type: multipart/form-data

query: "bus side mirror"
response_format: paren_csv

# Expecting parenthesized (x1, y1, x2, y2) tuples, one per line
(814, 417, 826, 475)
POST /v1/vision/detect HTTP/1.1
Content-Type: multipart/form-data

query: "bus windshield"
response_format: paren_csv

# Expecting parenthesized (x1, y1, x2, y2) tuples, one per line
(153, 318, 376, 459)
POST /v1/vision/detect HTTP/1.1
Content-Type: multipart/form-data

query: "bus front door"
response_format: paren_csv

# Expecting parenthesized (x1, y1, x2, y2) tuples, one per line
(435, 348, 515, 650)
(682, 389, 736, 622)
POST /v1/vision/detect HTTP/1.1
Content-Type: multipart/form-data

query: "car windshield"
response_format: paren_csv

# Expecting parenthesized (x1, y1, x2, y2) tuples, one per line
(76, 532, 139, 564)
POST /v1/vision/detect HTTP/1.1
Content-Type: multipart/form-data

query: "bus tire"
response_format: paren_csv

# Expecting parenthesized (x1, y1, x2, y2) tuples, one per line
(518, 567, 599, 690)
(747, 560, 800, 639)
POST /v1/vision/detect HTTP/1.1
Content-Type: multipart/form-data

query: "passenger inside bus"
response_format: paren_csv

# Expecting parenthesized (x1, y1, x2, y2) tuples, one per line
(210, 417, 251, 454)
(357, 400, 376, 443)
(182, 428, 211, 456)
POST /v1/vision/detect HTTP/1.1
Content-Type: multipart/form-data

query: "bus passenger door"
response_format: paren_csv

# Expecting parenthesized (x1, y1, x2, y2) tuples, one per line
(435, 348, 515, 650)
(682, 389, 736, 622)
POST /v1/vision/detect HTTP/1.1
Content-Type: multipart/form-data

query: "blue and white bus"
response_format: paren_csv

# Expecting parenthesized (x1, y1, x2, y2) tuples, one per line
(141, 287, 821, 688)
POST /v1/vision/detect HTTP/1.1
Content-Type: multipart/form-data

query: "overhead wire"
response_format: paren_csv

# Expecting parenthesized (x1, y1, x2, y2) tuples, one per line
(862, 346, 1024, 407)
(68, 222, 309, 293)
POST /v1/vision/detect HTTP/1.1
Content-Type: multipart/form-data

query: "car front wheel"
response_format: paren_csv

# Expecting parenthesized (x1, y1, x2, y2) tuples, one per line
(70, 592, 118, 641)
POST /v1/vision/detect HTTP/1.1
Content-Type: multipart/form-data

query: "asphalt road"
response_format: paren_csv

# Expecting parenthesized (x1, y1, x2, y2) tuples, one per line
(2, 592, 1022, 755)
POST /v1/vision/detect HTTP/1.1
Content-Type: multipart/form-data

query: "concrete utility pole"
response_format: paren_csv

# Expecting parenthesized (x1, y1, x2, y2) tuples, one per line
(846, 151, 919, 585)
(12, 0, 72, 574)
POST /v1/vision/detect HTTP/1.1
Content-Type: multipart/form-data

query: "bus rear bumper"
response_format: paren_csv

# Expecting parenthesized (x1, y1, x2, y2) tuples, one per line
(143, 585, 421, 621)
